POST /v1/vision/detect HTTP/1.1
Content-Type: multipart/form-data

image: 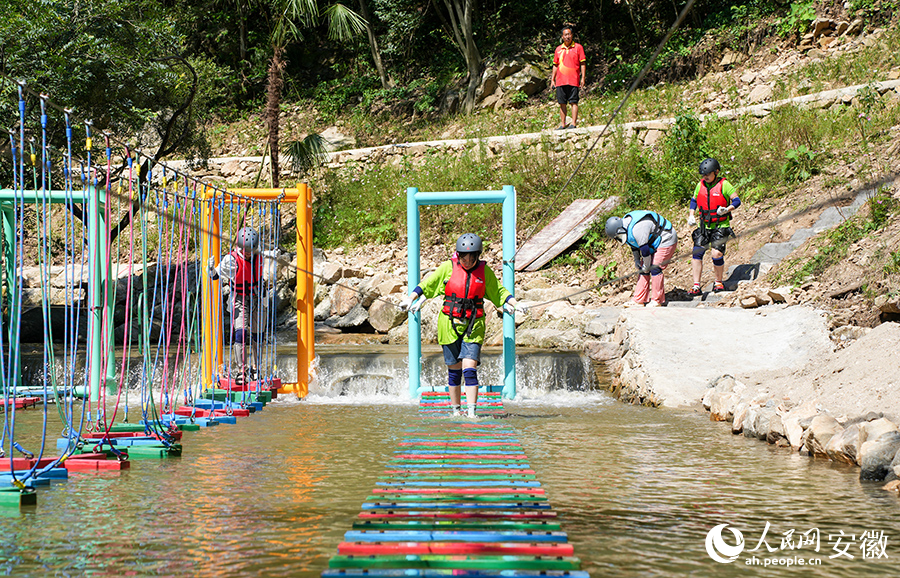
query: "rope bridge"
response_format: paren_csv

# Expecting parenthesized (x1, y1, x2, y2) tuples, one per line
(1, 79, 314, 507)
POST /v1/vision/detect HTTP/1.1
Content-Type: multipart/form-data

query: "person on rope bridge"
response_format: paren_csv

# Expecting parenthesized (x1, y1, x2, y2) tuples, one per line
(551, 25, 586, 130)
(209, 226, 274, 383)
(605, 211, 677, 308)
(687, 158, 741, 296)
(400, 234, 524, 418)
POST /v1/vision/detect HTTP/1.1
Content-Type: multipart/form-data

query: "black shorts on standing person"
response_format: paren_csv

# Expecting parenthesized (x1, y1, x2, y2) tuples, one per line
(556, 85, 580, 105)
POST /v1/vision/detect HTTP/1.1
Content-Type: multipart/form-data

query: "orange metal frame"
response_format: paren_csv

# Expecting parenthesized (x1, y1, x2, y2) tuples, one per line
(200, 183, 314, 398)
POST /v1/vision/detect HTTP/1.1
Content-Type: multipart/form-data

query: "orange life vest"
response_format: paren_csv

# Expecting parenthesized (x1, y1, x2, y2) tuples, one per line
(697, 178, 730, 225)
(442, 257, 486, 320)
(231, 250, 261, 296)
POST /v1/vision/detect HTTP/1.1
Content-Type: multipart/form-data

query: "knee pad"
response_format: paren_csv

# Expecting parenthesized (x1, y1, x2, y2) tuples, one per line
(448, 368, 462, 387)
(232, 329, 251, 344)
(463, 368, 479, 387)
(692, 247, 706, 259)
(712, 257, 725, 266)
(650, 266, 663, 276)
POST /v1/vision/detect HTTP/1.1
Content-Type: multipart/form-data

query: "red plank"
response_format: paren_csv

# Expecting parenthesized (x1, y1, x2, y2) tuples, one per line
(337, 541, 574, 556)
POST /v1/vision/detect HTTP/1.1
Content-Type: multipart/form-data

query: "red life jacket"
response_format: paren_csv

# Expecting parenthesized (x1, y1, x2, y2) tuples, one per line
(697, 178, 730, 224)
(442, 257, 486, 320)
(231, 249, 261, 296)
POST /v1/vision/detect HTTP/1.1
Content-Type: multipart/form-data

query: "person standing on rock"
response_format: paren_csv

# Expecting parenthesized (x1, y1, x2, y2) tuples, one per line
(687, 158, 741, 296)
(399, 233, 523, 418)
(551, 25, 586, 130)
(605, 211, 677, 307)
(208, 226, 274, 383)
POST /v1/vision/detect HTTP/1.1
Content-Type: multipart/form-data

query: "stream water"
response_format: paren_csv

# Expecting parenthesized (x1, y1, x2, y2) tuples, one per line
(1, 348, 897, 577)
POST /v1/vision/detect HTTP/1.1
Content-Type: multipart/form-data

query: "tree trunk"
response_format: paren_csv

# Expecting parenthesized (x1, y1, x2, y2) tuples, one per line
(265, 45, 286, 187)
(357, 0, 392, 89)
(435, 0, 482, 114)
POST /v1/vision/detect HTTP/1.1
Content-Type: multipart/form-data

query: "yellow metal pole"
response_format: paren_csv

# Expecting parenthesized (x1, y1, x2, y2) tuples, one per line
(306, 183, 315, 370)
(296, 183, 310, 398)
(200, 192, 223, 389)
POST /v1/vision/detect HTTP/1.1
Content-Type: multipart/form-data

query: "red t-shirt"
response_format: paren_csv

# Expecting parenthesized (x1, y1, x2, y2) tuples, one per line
(553, 42, 586, 87)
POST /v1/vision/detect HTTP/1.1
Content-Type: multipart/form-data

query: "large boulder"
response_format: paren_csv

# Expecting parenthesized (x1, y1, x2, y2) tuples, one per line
(368, 299, 407, 333)
(331, 280, 361, 316)
(324, 303, 368, 330)
(707, 375, 746, 422)
(824, 423, 861, 464)
(498, 64, 547, 97)
(859, 418, 899, 447)
(745, 405, 776, 441)
(803, 415, 843, 457)
(584, 340, 619, 362)
(732, 401, 750, 434)
(515, 328, 583, 349)
(858, 432, 900, 481)
(766, 414, 790, 446)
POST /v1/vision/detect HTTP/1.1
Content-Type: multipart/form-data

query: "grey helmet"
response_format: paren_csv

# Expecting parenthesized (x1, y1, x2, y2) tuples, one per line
(605, 216, 626, 243)
(699, 158, 720, 175)
(456, 233, 482, 254)
(236, 227, 260, 251)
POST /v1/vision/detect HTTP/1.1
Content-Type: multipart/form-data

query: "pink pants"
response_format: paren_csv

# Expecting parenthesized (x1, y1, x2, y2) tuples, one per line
(632, 243, 676, 305)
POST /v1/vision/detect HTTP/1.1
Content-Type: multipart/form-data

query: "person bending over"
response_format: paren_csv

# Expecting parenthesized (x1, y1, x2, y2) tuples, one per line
(605, 210, 677, 307)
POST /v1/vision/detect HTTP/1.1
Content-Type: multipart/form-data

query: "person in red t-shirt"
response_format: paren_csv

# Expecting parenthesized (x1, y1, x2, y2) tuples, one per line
(551, 25, 586, 130)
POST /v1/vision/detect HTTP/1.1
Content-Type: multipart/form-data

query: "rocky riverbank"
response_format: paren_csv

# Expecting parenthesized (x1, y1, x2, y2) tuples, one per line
(603, 304, 900, 491)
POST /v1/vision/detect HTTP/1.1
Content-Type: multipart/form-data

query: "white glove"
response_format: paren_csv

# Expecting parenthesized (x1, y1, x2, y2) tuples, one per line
(399, 294, 425, 313)
(687, 214, 697, 227)
(716, 206, 730, 216)
(503, 298, 526, 315)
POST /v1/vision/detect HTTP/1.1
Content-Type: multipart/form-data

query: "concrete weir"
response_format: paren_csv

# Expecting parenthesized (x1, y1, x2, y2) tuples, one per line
(609, 306, 833, 408)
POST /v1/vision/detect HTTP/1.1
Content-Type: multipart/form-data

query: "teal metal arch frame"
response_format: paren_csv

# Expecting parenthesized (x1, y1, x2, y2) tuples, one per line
(0, 187, 114, 401)
(406, 185, 517, 400)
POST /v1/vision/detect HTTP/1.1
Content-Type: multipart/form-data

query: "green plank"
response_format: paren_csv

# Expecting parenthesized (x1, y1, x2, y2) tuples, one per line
(0, 488, 37, 508)
(126, 444, 182, 459)
(107, 424, 152, 433)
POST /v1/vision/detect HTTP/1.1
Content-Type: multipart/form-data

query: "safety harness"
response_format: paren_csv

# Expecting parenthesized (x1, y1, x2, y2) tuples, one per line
(442, 256, 486, 338)
(697, 177, 730, 225)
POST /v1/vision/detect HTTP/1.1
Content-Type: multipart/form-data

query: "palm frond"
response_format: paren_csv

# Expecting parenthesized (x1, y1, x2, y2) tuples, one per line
(323, 3, 367, 41)
(283, 133, 328, 174)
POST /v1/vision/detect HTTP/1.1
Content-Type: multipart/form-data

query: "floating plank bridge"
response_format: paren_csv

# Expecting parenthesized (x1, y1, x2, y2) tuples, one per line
(322, 392, 589, 578)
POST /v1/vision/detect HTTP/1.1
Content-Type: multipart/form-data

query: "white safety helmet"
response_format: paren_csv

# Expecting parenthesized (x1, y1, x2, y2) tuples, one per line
(236, 227, 259, 252)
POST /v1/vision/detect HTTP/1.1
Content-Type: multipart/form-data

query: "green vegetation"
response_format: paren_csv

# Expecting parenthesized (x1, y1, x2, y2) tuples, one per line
(309, 72, 900, 251)
(777, 1, 817, 37)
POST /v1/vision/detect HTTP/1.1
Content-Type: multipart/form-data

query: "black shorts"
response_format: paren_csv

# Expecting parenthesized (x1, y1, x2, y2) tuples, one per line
(692, 227, 734, 255)
(556, 85, 580, 104)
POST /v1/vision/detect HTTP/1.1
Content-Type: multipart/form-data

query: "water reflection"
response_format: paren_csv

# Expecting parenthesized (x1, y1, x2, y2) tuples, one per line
(1, 389, 897, 576)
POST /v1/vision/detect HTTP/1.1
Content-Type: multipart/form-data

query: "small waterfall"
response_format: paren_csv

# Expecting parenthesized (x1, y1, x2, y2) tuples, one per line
(276, 345, 601, 400)
(19, 344, 605, 404)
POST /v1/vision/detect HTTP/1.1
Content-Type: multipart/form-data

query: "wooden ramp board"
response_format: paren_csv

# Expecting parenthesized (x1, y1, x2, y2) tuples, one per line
(515, 197, 619, 272)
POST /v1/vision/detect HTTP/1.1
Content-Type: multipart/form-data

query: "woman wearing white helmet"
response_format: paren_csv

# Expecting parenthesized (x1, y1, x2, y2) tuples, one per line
(605, 210, 677, 307)
(209, 226, 269, 382)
